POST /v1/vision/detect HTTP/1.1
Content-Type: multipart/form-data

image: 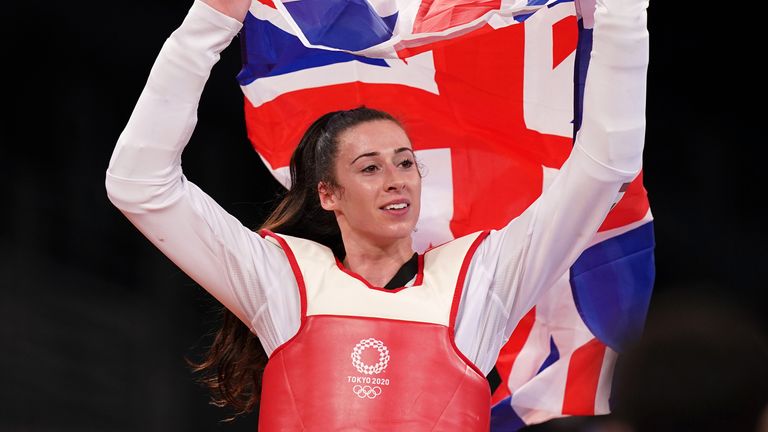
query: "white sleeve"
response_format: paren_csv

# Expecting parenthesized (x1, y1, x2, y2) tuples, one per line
(455, 0, 649, 373)
(104, 0, 300, 355)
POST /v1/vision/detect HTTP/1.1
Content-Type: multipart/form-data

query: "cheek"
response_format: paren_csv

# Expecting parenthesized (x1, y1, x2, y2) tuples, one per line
(337, 180, 376, 212)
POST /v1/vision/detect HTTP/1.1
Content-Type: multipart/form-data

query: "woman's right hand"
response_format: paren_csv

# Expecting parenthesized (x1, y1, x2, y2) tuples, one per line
(202, 0, 251, 22)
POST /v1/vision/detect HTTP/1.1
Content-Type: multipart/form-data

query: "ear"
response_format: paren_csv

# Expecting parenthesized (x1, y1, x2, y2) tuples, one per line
(318, 181, 339, 211)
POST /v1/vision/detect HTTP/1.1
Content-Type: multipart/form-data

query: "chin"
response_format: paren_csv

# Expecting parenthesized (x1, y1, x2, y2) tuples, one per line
(369, 223, 415, 243)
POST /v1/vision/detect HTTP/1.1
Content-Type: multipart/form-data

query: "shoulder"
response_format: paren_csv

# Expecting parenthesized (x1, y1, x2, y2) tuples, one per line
(423, 230, 490, 267)
(259, 229, 336, 265)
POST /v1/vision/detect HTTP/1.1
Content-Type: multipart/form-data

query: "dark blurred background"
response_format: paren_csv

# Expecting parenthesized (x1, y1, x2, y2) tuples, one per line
(1, 1, 766, 431)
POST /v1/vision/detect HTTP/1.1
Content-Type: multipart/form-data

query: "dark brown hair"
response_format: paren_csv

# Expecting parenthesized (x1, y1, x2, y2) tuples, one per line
(190, 107, 401, 419)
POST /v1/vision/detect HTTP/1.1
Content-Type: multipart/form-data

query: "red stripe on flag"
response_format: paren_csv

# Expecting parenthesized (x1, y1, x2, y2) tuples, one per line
(256, 0, 276, 8)
(599, 171, 650, 231)
(562, 338, 606, 415)
(244, 22, 573, 236)
(552, 15, 578, 69)
(397, 24, 496, 60)
(413, 0, 501, 34)
(491, 307, 536, 405)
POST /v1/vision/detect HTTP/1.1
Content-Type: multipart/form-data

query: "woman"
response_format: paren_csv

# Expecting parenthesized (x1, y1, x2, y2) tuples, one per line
(105, 0, 649, 429)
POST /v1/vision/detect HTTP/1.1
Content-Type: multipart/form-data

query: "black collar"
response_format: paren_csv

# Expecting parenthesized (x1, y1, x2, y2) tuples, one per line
(383, 253, 419, 290)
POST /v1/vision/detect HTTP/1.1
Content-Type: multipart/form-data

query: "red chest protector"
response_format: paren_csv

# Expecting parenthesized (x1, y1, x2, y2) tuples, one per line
(258, 231, 491, 431)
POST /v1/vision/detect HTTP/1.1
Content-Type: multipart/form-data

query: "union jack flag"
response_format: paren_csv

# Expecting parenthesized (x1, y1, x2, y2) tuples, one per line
(237, 0, 655, 428)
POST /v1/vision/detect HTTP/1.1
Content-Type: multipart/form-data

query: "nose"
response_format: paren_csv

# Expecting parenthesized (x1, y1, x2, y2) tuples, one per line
(384, 166, 406, 192)
(386, 181, 405, 192)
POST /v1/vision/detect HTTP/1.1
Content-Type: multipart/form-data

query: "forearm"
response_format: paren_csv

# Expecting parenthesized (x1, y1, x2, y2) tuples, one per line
(105, 0, 242, 211)
(576, 0, 649, 179)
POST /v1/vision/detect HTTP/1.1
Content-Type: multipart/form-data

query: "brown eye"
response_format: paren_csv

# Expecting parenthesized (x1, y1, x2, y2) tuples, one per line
(362, 165, 379, 173)
(399, 159, 414, 169)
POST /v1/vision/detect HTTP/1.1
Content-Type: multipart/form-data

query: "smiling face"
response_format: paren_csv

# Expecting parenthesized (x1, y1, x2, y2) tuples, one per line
(318, 119, 421, 249)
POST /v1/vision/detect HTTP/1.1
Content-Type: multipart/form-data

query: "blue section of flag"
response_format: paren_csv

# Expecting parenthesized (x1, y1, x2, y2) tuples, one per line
(491, 397, 528, 431)
(573, 19, 593, 135)
(547, 0, 574, 8)
(569, 222, 656, 353)
(515, 13, 534, 22)
(536, 336, 561, 374)
(514, 0, 570, 22)
(237, 14, 388, 86)
(381, 12, 399, 35)
(283, 0, 398, 51)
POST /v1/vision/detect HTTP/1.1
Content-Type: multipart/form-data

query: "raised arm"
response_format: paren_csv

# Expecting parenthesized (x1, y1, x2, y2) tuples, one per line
(463, 0, 649, 350)
(105, 0, 299, 351)
(200, 0, 251, 22)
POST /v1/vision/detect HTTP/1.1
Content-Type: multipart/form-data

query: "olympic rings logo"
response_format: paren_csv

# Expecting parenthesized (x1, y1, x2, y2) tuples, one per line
(353, 385, 382, 399)
(351, 338, 390, 375)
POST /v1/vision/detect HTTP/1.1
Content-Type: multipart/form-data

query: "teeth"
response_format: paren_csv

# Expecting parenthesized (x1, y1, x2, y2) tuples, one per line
(385, 203, 408, 210)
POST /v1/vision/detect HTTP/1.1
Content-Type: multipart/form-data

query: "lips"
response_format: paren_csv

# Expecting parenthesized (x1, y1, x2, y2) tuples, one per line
(383, 202, 408, 210)
(380, 199, 410, 210)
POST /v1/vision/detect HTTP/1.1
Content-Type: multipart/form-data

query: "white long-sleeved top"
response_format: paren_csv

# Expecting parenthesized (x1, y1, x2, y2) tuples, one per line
(105, 0, 648, 375)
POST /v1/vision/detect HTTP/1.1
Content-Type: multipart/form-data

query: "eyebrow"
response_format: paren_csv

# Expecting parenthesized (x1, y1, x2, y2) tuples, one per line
(350, 147, 415, 165)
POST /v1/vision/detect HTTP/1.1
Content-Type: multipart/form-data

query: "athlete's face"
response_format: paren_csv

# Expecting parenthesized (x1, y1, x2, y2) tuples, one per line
(319, 120, 421, 246)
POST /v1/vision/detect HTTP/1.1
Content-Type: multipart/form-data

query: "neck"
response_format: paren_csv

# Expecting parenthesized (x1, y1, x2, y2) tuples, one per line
(340, 232, 414, 288)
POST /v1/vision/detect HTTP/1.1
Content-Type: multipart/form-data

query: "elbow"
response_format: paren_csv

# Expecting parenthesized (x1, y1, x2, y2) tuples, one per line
(104, 139, 186, 213)
(575, 121, 645, 180)
(104, 170, 133, 211)
(104, 170, 183, 214)
(598, 122, 645, 174)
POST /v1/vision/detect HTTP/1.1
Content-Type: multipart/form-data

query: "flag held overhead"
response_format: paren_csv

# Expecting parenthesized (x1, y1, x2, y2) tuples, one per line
(239, 0, 654, 429)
